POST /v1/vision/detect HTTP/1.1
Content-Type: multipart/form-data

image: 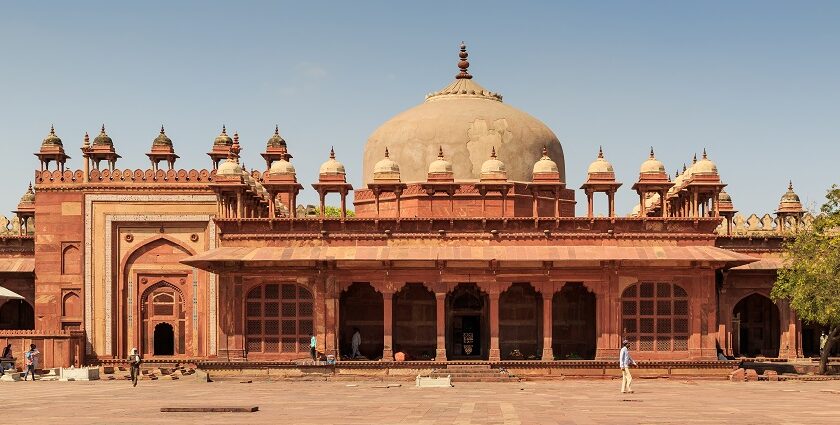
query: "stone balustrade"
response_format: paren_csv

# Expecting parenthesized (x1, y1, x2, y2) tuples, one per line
(0, 215, 33, 236)
(715, 212, 814, 236)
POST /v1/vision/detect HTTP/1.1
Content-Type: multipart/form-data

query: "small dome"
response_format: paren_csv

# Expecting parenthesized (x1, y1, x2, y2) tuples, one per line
(270, 158, 296, 175)
(266, 125, 286, 148)
(533, 146, 559, 174)
(480, 147, 506, 174)
(153, 126, 172, 147)
(428, 146, 453, 174)
(587, 147, 614, 174)
(93, 125, 113, 146)
(693, 150, 718, 175)
(214, 126, 233, 146)
(373, 148, 400, 175)
(217, 158, 243, 176)
(41, 125, 62, 147)
(780, 181, 801, 203)
(639, 148, 665, 174)
(19, 184, 35, 204)
(718, 190, 732, 203)
(319, 147, 346, 175)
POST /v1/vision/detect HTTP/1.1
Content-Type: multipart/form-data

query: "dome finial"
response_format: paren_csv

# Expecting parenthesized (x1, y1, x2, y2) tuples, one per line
(329, 146, 336, 159)
(230, 131, 241, 160)
(222, 125, 227, 134)
(160, 125, 165, 134)
(83, 132, 90, 147)
(692, 153, 697, 164)
(649, 147, 655, 159)
(101, 124, 106, 134)
(384, 147, 390, 158)
(274, 124, 279, 135)
(438, 146, 444, 159)
(49, 124, 55, 135)
(598, 146, 604, 159)
(490, 146, 497, 159)
(542, 145, 548, 157)
(702, 148, 707, 159)
(788, 180, 793, 190)
(456, 41, 472, 80)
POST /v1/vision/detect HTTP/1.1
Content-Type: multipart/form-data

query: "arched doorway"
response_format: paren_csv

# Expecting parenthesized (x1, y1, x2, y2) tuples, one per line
(153, 323, 175, 355)
(0, 300, 34, 330)
(339, 283, 383, 360)
(141, 282, 186, 357)
(499, 283, 541, 360)
(446, 283, 488, 360)
(553, 283, 596, 360)
(733, 294, 780, 357)
(245, 283, 314, 357)
(393, 283, 436, 360)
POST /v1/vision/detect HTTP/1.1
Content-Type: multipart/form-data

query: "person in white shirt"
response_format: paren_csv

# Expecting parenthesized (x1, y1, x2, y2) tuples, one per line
(351, 328, 362, 359)
(619, 339, 638, 394)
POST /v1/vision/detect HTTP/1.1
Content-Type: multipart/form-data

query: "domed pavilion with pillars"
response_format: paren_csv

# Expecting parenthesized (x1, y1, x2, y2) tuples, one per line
(0, 43, 822, 376)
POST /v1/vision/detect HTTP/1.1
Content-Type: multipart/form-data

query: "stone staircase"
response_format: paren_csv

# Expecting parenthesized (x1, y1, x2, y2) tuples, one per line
(429, 364, 520, 382)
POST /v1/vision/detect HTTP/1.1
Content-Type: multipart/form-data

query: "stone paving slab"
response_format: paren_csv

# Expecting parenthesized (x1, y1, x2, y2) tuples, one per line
(4, 378, 840, 424)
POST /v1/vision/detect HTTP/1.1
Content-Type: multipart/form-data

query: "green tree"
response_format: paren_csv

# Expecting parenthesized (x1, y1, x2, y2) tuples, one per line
(323, 206, 355, 218)
(772, 184, 840, 374)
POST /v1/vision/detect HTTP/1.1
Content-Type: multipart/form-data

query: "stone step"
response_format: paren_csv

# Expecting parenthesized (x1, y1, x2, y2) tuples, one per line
(444, 364, 493, 370)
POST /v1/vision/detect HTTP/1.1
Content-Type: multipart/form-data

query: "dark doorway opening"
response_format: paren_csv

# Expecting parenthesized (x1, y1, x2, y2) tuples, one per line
(499, 283, 541, 360)
(733, 294, 780, 357)
(339, 283, 384, 360)
(153, 322, 175, 356)
(393, 283, 436, 360)
(553, 283, 597, 360)
(446, 283, 488, 360)
(0, 300, 35, 330)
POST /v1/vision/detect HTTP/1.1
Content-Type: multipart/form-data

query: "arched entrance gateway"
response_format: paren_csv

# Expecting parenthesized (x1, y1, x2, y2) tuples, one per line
(499, 283, 541, 360)
(446, 283, 489, 360)
(393, 283, 436, 360)
(553, 283, 596, 360)
(339, 283, 383, 360)
(0, 300, 34, 330)
(733, 293, 780, 357)
(141, 282, 186, 356)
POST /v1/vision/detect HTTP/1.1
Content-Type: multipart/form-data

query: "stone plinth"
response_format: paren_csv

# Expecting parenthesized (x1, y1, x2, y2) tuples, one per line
(59, 366, 100, 381)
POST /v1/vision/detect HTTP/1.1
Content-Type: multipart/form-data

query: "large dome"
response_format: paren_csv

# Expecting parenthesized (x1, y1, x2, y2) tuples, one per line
(363, 43, 564, 184)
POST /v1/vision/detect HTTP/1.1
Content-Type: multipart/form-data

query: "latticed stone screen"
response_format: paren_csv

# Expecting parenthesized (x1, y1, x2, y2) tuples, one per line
(246, 283, 314, 354)
(621, 282, 689, 352)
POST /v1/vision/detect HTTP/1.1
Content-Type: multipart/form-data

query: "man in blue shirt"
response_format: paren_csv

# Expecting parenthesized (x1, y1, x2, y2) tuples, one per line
(619, 339, 638, 394)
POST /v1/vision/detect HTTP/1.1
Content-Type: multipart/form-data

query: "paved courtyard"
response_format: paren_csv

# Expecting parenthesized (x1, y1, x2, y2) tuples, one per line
(5, 377, 840, 424)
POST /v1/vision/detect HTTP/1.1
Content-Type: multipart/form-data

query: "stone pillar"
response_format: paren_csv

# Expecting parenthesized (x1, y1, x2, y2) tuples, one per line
(435, 292, 447, 361)
(489, 292, 501, 362)
(541, 288, 554, 361)
(324, 276, 338, 358)
(382, 290, 394, 361)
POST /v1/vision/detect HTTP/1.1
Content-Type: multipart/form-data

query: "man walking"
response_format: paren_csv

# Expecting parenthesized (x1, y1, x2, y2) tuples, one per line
(23, 344, 40, 381)
(310, 334, 317, 362)
(128, 347, 142, 387)
(351, 328, 362, 359)
(619, 339, 638, 394)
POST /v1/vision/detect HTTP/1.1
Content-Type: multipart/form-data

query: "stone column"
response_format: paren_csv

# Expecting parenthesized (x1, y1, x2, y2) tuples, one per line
(382, 290, 394, 361)
(541, 288, 554, 361)
(489, 292, 501, 362)
(435, 292, 447, 361)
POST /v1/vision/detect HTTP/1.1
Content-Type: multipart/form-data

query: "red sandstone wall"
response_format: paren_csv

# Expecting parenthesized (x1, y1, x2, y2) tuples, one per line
(33, 190, 85, 332)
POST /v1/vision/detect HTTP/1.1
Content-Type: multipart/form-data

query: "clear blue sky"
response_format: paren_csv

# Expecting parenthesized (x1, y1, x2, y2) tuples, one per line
(1, 1, 838, 217)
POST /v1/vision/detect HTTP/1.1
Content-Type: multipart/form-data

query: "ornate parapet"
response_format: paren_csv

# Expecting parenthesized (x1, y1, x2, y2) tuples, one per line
(715, 212, 814, 236)
(0, 214, 33, 236)
(34, 168, 216, 185)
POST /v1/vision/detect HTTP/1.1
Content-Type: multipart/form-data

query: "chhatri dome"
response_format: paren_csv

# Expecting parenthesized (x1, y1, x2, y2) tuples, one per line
(363, 42, 564, 184)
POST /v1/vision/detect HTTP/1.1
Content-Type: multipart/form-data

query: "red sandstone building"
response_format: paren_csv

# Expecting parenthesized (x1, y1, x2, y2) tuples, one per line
(0, 45, 821, 369)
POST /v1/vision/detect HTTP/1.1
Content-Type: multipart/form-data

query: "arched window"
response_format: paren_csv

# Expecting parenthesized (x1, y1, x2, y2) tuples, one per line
(246, 283, 314, 355)
(621, 282, 689, 352)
